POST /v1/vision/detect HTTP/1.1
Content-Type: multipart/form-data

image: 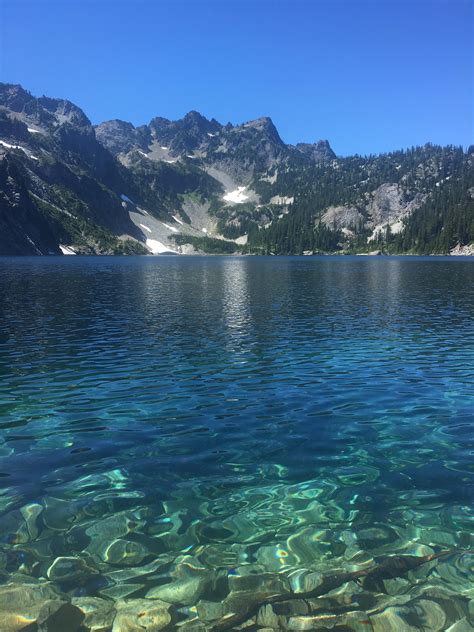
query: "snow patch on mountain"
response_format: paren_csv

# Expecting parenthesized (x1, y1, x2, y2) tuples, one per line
(146, 238, 177, 254)
(224, 186, 249, 204)
(270, 195, 294, 205)
(0, 139, 38, 161)
(162, 223, 179, 233)
(1, 139, 25, 151)
(59, 245, 76, 255)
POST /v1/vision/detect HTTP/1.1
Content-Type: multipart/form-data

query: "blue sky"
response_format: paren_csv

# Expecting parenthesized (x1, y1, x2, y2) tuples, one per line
(1, 0, 472, 155)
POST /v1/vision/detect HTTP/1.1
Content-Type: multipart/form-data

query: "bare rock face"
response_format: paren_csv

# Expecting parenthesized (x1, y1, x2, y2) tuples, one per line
(0, 80, 471, 255)
(322, 205, 366, 232)
(0, 157, 62, 255)
(450, 243, 474, 256)
(95, 120, 151, 156)
(366, 183, 424, 226)
(149, 110, 222, 156)
(239, 116, 283, 145)
(0, 83, 90, 132)
(322, 183, 426, 240)
(295, 139, 336, 162)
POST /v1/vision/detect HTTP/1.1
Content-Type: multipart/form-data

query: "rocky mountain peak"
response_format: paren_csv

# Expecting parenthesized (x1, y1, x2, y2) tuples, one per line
(295, 139, 336, 162)
(148, 116, 171, 131)
(181, 110, 222, 134)
(183, 110, 208, 123)
(146, 111, 221, 155)
(241, 116, 283, 144)
(0, 81, 471, 257)
(95, 119, 151, 155)
(36, 96, 91, 127)
(0, 83, 90, 131)
(99, 119, 136, 132)
(0, 84, 34, 112)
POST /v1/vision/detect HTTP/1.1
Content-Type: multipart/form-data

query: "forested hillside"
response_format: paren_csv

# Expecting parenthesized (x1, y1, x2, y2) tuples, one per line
(0, 83, 472, 256)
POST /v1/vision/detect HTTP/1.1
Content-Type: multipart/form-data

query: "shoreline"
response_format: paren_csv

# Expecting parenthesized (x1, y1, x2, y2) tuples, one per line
(0, 251, 473, 258)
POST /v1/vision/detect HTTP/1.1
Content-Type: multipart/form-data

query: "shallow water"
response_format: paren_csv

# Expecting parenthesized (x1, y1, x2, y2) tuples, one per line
(0, 255, 473, 630)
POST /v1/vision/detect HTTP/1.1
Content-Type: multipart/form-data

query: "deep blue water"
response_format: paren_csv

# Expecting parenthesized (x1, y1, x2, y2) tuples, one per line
(0, 255, 473, 626)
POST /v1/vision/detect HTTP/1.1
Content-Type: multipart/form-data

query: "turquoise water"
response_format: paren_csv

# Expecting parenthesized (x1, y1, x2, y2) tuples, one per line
(0, 255, 473, 630)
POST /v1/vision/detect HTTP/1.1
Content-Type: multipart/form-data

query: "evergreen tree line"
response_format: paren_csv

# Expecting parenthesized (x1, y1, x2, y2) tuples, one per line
(389, 151, 474, 254)
(247, 145, 473, 254)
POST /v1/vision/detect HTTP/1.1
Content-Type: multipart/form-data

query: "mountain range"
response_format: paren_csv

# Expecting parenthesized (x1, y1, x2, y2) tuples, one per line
(0, 83, 472, 256)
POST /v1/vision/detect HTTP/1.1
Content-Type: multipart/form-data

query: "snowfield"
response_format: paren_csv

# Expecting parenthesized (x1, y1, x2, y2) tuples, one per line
(162, 223, 179, 233)
(59, 245, 76, 255)
(146, 239, 177, 254)
(0, 139, 38, 161)
(223, 186, 249, 204)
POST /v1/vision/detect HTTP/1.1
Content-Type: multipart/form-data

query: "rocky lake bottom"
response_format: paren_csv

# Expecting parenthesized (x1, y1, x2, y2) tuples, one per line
(0, 255, 473, 631)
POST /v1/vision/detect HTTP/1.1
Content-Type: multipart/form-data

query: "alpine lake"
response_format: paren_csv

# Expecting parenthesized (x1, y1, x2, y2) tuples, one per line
(0, 255, 473, 632)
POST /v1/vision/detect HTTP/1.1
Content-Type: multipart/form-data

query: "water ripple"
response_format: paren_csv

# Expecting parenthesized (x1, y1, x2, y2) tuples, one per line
(0, 256, 473, 626)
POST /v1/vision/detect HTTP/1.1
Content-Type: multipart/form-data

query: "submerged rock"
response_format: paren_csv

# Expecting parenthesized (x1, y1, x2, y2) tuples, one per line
(227, 568, 288, 596)
(0, 586, 84, 632)
(195, 600, 228, 622)
(72, 596, 116, 631)
(0, 582, 61, 619)
(370, 599, 447, 631)
(46, 556, 97, 583)
(287, 569, 323, 594)
(446, 618, 474, 631)
(256, 603, 281, 628)
(112, 598, 171, 631)
(145, 556, 210, 606)
(101, 539, 149, 566)
(20, 503, 44, 541)
(286, 610, 372, 631)
(105, 557, 171, 583)
(42, 496, 80, 531)
(99, 583, 144, 600)
(145, 576, 205, 606)
(0, 612, 38, 632)
(36, 600, 84, 632)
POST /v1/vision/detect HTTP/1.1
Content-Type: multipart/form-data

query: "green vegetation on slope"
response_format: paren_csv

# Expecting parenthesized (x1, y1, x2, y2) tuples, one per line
(33, 192, 147, 254)
(173, 234, 242, 254)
